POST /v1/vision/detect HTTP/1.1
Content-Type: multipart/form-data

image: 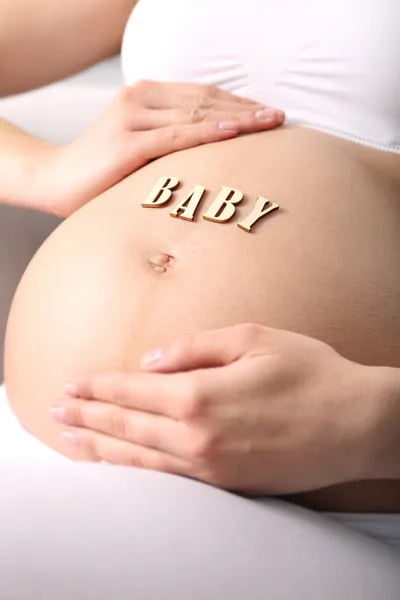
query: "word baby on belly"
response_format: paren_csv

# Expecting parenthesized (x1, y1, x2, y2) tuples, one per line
(141, 177, 279, 233)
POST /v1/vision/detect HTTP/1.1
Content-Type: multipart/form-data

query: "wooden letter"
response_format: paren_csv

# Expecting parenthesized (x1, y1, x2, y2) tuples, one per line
(170, 185, 205, 221)
(142, 176, 179, 208)
(237, 196, 279, 232)
(202, 186, 243, 224)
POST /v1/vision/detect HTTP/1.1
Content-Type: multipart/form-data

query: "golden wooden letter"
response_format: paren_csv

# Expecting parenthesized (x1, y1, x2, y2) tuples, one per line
(170, 185, 206, 221)
(142, 176, 179, 208)
(202, 186, 243, 224)
(237, 196, 279, 232)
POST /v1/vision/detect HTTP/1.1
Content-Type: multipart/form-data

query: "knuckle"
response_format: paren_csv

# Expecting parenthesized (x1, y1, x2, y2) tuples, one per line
(187, 107, 205, 124)
(196, 96, 214, 110)
(162, 125, 180, 145)
(82, 433, 99, 458)
(104, 373, 132, 408)
(94, 373, 118, 404)
(187, 430, 219, 460)
(178, 379, 205, 420)
(110, 409, 128, 440)
(179, 395, 202, 421)
(128, 453, 146, 469)
(195, 86, 217, 109)
(68, 406, 84, 427)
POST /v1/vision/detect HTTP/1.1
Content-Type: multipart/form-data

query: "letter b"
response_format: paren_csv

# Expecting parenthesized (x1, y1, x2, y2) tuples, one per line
(202, 186, 243, 223)
(142, 177, 180, 208)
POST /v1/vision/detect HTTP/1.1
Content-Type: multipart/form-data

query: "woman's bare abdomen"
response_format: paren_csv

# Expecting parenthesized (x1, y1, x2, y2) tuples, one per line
(5, 126, 400, 511)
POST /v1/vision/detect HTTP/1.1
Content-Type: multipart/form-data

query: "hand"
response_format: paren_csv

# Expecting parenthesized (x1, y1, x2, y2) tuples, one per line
(39, 81, 284, 218)
(54, 324, 378, 496)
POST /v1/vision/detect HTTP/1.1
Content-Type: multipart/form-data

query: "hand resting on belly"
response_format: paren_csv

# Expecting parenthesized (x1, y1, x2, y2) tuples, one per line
(4, 126, 400, 512)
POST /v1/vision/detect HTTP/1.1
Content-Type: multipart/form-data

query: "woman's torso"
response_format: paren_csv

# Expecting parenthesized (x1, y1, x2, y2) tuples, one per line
(4, 1, 400, 512)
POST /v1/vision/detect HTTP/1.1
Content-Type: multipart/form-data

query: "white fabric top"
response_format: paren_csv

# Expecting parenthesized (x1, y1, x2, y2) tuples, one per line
(122, 0, 400, 153)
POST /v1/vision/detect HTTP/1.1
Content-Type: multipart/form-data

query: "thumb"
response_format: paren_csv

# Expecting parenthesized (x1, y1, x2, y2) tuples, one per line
(140, 325, 257, 373)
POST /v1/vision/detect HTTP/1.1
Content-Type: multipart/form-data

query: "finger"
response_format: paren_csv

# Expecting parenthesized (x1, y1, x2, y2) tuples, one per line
(135, 121, 241, 164)
(60, 426, 192, 474)
(201, 107, 285, 132)
(136, 80, 258, 109)
(52, 399, 201, 458)
(63, 370, 212, 420)
(129, 106, 284, 131)
(141, 324, 269, 373)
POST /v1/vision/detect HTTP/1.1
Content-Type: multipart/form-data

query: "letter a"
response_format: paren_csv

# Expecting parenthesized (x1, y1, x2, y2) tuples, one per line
(170, 185, 206, 221)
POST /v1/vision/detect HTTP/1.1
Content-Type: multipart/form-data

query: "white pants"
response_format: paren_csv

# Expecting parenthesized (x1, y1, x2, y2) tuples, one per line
(1, 385, 400, 599)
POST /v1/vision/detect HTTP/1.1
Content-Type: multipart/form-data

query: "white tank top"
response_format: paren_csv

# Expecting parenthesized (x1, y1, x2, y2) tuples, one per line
(122, 0, 400, 153)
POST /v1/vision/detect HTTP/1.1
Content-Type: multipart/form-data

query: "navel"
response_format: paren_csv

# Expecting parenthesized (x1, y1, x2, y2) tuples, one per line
(148, 253, 175, 274)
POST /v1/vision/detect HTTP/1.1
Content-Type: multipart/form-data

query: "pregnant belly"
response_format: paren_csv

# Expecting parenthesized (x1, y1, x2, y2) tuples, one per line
(5, 126, 400, 512)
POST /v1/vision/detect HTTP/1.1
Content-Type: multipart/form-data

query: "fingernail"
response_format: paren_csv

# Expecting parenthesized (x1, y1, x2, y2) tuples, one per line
(51, 405, 68, 424)
(255, 108, 281, 121)
(63, 383, 79, 398)
(218, 121, 239, 131)
(61, 429, 81, 447)
(141, 347, 165, 369)
(276, 110, 285, 123)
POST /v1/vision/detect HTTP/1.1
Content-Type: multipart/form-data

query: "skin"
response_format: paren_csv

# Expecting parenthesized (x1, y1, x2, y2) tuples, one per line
(0, 0, 136, 97)
(5, 125, 400, 512)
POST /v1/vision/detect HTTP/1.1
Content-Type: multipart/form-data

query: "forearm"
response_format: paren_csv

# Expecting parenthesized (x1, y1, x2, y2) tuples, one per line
(362, 365, 400, 480)
(0, 0, 134, 97)
(0, 117, 59, 213)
